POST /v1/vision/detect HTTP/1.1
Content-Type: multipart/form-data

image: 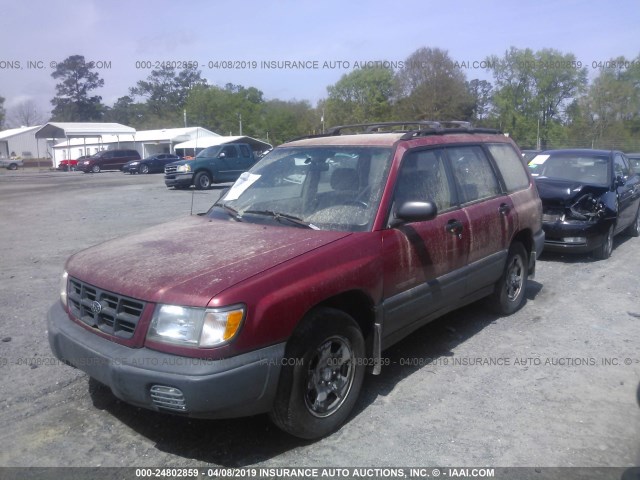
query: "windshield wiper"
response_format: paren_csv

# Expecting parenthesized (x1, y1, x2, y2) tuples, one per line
(216, 202, 242, 221)
(243, 210, 319, 229)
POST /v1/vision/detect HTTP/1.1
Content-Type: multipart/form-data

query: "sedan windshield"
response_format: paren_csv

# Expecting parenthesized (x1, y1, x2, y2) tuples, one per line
(529, 153, 610, 186)
(209, 146, 393, 232)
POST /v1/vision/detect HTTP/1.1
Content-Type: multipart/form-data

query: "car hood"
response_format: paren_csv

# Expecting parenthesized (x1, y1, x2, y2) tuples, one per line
(66, 216, 351, 306)
(535, 177, 609, 206)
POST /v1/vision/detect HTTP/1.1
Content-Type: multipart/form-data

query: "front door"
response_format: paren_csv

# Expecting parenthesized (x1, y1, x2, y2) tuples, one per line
(381, 148, 470, 343)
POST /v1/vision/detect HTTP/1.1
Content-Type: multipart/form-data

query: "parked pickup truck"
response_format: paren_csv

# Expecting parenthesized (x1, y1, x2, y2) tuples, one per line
(0, 158, 23, 170)
(164, 143, 259, 189)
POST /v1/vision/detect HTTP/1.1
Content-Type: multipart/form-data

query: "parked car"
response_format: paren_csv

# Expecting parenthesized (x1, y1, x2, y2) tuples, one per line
(58, 159, 78, 171)
(164, 143, 260, 189)
(0, 157, 23, 170)
(77, 149, 141, 173)
(49, 121, 544, 439)
(529, 149, 640, 259)
(123, 154, 181, 174)
(58, 156, 91, 171)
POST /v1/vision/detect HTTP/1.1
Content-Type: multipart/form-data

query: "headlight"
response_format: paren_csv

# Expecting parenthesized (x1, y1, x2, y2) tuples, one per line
(60, 271, 68, 307)
(147, 304, 244, 348)
(176, 164, 191, 173)
(83, 161, 90, 164)
(129, 161, 139, 166)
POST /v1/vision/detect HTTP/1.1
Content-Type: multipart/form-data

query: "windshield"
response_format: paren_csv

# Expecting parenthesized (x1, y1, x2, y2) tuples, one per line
(196, 146, 221, 158)
(529, 153, 610, 186)
(209, 146, 393, 232)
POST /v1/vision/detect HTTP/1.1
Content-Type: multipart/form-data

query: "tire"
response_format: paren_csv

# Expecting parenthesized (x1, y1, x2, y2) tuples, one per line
(624, 206, 640, 237)
(488, 242, 528, 315)
(194, 171, 211, 190)
(140, 164, 149, 174)
(8, 163, 18, 170)
(91, 164, 100, 173)
(269, 308, 366, 439)
(594, 224, 614, 260)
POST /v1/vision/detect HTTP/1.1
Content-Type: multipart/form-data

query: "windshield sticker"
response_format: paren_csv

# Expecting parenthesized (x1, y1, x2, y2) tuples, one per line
(528, 154, 550, 166)
(224, 172, 261, 201)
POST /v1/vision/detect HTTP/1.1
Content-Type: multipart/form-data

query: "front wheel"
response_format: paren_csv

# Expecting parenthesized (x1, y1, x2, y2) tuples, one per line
(269, 308, 365, 439)
(140, 164, 149, 174)
(594, 224, 614, 260)
(91, 165, 100, 173)
(624, 206, 640, 237)
(194, 171, 211, 190)
(488, 242, 528, 315)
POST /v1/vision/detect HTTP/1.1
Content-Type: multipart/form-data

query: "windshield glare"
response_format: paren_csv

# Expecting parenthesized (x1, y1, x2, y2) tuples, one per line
(211, 146, 393, 232)
(196, 146, 221, 158)
(532, 154, 609, 185)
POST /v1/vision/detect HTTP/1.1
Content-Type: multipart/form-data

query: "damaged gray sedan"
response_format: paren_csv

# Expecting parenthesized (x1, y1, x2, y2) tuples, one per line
(528, 149, 640, 259)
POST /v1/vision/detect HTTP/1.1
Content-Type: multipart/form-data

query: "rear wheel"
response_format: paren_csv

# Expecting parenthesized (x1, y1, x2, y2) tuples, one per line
(488, 242, 528, 315)
(194, 171, 211, 190)
(8, 163, 18, 170)
(594, 224, 614, 260)
(270, 308, 365, 439)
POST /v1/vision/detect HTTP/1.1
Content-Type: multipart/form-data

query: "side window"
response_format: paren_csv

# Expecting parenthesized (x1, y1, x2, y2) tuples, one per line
(222, 146, 238, 158)
(103, 152, 114, 159)
(448, 146, 501, 203)
(486, 143, 530, 192)
(614, 154, 629, 178)
(239, 145, 251, 157)
(395, 149, 452, 212)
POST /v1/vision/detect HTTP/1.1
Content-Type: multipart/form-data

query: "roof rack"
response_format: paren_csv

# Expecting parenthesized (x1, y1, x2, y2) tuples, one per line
(286, 120, 501, 143)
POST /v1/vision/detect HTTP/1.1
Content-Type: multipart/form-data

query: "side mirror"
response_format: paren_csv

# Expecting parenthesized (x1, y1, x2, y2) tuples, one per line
(218, 152, 226, 158)
(615, 175, 626, 187)
(391, 201, 438, 227)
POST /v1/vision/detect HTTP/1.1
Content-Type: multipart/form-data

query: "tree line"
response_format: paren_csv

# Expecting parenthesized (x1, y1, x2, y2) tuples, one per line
(1, 47, 639, 150)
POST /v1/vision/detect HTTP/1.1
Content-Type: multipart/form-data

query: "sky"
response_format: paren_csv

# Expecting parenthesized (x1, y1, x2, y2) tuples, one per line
(1, 0, 639, 125)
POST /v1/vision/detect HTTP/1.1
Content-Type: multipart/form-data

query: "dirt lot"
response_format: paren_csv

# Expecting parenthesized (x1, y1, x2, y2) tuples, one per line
(0, 170, 638, 474)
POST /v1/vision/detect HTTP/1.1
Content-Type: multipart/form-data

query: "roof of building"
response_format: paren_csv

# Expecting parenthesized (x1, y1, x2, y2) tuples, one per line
(36, 122, 136, 139)
(174, 135, 272, 151)
(0, 125, 43, 140)
(52, 127, 219, 148)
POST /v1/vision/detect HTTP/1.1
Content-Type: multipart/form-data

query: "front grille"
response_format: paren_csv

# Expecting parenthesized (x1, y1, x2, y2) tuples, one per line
(67, 277, 145, 339)
(165, 165, 177, 174)
(150, 385, 187, 412)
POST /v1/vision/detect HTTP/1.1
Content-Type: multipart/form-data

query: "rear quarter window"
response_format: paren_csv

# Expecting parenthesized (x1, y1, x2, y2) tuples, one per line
(487, 143, 530, 192)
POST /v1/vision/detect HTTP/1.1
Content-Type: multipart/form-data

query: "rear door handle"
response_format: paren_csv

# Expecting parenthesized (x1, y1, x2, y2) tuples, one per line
(446, 219, 464, 239)
(499, 203, 511, 215)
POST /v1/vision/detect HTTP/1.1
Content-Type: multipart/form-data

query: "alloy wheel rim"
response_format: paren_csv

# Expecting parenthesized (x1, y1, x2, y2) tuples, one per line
(506, 255, 524, 301)
(304, 335, 355, 418)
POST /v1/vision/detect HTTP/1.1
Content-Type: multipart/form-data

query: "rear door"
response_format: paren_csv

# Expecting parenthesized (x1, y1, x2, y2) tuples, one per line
(382, 147, 470, 342)
(238, 144, 255, 170)
(446, 145, 515, 298)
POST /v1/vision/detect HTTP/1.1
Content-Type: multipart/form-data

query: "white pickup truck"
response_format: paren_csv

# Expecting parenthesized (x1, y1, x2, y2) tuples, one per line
(0, 158, 23, 170)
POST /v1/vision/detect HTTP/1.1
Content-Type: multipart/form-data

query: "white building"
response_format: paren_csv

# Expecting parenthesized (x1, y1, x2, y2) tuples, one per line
(50, 126, 220, 166)
(0, 125, 47, 159)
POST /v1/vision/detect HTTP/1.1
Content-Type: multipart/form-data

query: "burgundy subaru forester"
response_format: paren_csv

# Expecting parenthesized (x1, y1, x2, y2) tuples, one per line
(48, 121, 544, 439)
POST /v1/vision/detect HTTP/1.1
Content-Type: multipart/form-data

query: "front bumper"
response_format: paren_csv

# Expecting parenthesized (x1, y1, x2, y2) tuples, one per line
(47, 302, 284, 418)
(164, 173, 194, 188)
(542, 220, 610, 254)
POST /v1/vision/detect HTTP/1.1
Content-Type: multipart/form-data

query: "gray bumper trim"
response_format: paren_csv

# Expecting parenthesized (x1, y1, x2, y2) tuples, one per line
(47, 302, 284, 418)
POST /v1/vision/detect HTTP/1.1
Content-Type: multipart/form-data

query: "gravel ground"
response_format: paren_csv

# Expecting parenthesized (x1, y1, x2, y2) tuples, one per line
(0, 170, 638, 475)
